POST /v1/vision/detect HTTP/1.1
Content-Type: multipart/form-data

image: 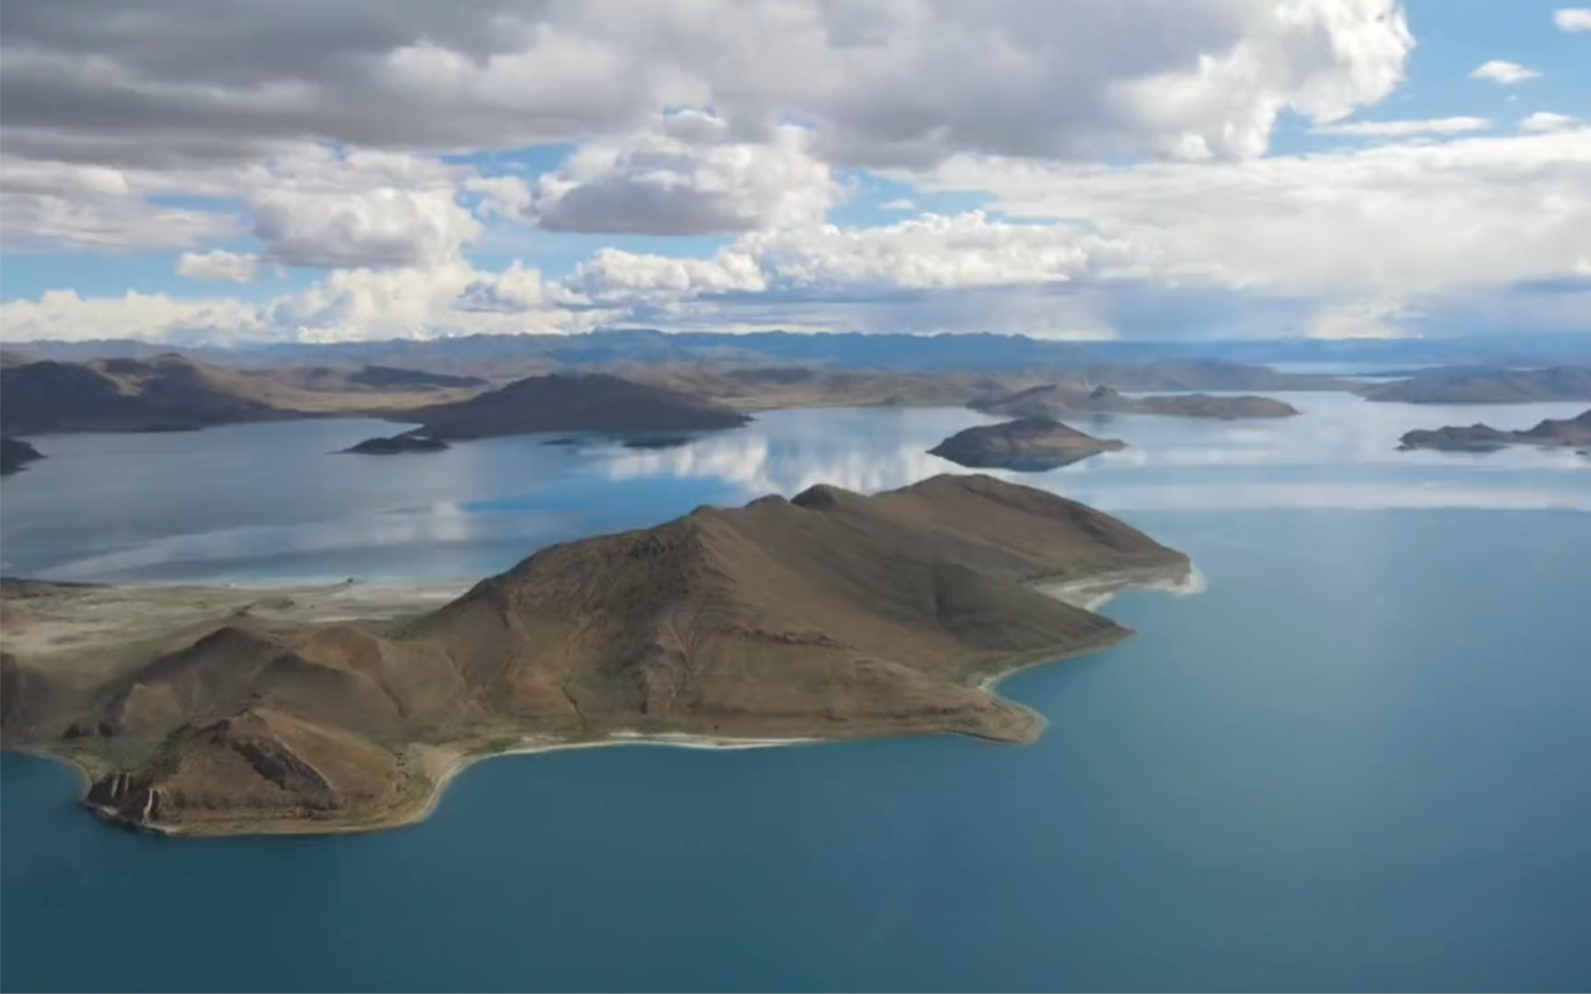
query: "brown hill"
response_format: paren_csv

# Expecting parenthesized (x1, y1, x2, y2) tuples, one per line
(0, 354, 489, 435)
(0, 354, 285, 434)
(975, 383, 1298, 420)
(403, 372, 752, 439)
(3, 474, 1187, 836)
(929, 418, 1127, 471)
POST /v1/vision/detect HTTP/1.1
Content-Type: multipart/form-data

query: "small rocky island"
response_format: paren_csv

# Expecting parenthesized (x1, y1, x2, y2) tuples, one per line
(1399, 409, 1591, 452)
(1, 437, 44, 475)
(342, 434, 451, 455)
(974, 383, 1299, 420)
(0, 475, 1190, 837)
(930, 418, 1126, 471)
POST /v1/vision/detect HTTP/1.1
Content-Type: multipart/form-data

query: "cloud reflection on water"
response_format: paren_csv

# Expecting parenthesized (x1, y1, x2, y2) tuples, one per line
(599, 394, 1589, 513)
(3, 395, 1585, 585)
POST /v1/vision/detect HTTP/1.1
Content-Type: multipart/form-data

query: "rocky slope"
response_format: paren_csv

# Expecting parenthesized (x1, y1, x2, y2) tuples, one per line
(1399, 409, 1591, 452)
(929, 418, 1127, 471)
(1, 475, 1188, 836)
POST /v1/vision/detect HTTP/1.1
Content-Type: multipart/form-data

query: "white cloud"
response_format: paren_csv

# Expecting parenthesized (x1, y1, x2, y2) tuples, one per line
(1313, 116, 1493, 138)
(880, 199, 916, 211)
(0, 259, 602, 345)
(250, 187, 481, 268)
(177, 250, 261, 283)
(486, 114, 836, 236)
(0, 0, 1413, 170)
(1310, 300, 1414, 339)
(1520, 112, 1579, 133)
(1554, 8, 1591, 31)
(1469, 60, 1541, 85)
(923, 128, 1591, 305)
(570, 211, 1140, 305)
(0, 289, 267, 345)
(0, 145, 480, 264)
(0, 190, 242, 252)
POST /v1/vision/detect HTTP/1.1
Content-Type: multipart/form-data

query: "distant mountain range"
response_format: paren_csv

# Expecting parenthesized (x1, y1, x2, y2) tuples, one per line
(5, 329, 1589, 374)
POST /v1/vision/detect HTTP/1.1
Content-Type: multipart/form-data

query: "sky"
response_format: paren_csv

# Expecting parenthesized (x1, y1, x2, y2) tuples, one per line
(0, 0, 1587, 346)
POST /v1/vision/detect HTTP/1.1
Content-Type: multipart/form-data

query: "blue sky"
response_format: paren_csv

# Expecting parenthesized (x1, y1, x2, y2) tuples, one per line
(0, 0, 1586, 343)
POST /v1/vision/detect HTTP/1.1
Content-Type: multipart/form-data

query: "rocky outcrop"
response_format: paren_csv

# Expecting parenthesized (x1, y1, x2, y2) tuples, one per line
(82, 709, 402, 834)
(0, 437, 43, 475)
(1399, 409, 1591, 452)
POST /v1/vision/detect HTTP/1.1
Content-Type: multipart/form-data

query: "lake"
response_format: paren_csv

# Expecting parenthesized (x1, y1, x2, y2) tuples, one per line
(3, 395, 1589, 991)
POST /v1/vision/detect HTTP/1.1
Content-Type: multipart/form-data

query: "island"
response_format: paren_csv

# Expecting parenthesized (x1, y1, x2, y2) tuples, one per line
(929, 418, 1127, 471)
(1360, 365, 1591, 404)
(401, 373, 752, 439)
(341, 434, 451, 456)
(1, 437, 44, 476)
(0, 474, 1190, 837)
(1398, 409, 1591, 452)
(973, 383, 1299, 420)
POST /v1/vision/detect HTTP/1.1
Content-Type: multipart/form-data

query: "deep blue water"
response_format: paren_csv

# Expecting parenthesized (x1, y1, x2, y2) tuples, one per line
(3, 396, 1590, 991)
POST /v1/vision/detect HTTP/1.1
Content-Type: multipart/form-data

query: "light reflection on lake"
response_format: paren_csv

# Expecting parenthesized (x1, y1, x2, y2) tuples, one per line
(1, 394, 1585, 584)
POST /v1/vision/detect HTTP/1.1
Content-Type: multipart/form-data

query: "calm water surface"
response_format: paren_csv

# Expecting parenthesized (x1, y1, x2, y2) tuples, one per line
(2, 395, 1589, 991)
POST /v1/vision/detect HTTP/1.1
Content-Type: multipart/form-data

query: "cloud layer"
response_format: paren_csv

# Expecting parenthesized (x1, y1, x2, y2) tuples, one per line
(1, 0, 1586, 346)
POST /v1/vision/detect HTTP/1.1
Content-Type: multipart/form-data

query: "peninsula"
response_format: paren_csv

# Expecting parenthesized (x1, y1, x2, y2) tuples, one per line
(973, 383, 1299, 420)
(929, 418, 1127, 471)
(0, 475, 1189, 837)
(1398, 409, 1591, 452)
(1360, 366, 1591, 404)
(400, 373, 752, 439)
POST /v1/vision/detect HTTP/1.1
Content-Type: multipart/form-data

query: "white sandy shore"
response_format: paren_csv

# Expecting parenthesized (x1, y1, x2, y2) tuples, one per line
(403, 731, 824, 830)
(1036, 562, 1206, 612)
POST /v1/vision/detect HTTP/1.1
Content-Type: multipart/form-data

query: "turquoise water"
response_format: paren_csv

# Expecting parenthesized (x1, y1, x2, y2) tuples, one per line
(3, 396, 1590, 991)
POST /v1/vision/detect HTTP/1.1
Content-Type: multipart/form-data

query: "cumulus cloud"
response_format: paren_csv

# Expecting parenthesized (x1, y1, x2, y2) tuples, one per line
(0, 145, 479, 263)
(1469, 60, 1541, 85)
(0, 0, 1412, 171)
(1555, 8, 1591, 31)
(880, 199, 916, 211)
(483, 114, 836, 236)
(1520, 112, 1579, 133)
(176, 250, 261, 283)
(0, 261, 602, 345)
(1313, 116, 1493, 138)
(922, 127, 1591, 305)
(570, 211, 1141, 305)
(0, 289, 267, 345)
(250, 187, 480, 268)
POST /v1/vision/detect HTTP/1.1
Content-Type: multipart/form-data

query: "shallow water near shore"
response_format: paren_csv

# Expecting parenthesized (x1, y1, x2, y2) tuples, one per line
(3, 396, 1590, 991)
